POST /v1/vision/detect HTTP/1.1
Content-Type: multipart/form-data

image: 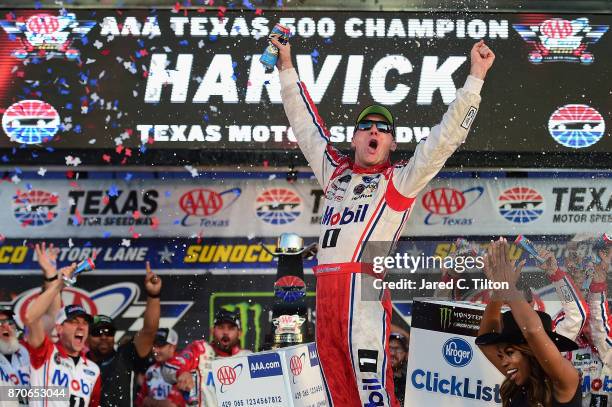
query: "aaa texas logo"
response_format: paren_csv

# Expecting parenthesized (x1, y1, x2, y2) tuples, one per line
(0, 12, 95, 60)
(513, 17, 608, 64)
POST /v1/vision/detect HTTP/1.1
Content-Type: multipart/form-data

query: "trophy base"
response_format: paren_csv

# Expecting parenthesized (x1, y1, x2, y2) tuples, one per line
(274, 333, 303, 344)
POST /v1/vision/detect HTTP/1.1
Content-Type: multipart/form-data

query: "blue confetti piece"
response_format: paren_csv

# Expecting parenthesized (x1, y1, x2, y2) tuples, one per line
(232, 61, 238, 69)
(165, 191, 172, 198)
(71, 216, 80, 225)
(173, 219, 181, 225)
(26, 183, 32, 190)
(231, 74, 237, 81)
(108, 184, 119, 197)
(45, 147, 54, 152)
(324, 38, 333, 44)
(74, 125, 82, 133)
(124, 173, 133, 182)
(179, 40, 189, 46)
(103, 231, 111, 238)
(34, 0, 41, 8)
(242, 0, 255, 9)
(14, 167, 22, 174)
(311, 49, 319, 58)
(137, 39, 145, 47)
(89, 79, 97, 86)
(209, 35, 218, 42)
(139, 145, 147, 153)
(65, 103, 73, 110)
(264, 80, 270, 85)
(203, 114, 209, 122)
(47, 68, 53, 74)
(80, 36, 88, 46)
(31, 152, 38, 158)
(277, 0, 283, 7)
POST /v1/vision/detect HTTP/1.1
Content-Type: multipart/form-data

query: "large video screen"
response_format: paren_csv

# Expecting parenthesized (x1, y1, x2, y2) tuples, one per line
(0, 10, 609, 155)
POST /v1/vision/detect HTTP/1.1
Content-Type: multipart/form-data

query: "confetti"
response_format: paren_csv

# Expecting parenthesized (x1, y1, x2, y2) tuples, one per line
(121, 239, 131, 247)
(68, 238, 74, 248)
(108, 184, 119, 197)
(37, 167, 47, 176)
(65, 155, 82, 166)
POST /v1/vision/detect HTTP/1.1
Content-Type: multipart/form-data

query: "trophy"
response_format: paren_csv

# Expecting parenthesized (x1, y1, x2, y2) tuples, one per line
(63, 258, 95, 286)
(261, 233, 316, 349)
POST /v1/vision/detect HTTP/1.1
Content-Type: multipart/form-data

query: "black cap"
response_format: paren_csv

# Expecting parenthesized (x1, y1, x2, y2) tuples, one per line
(475, 310, 578, 352)
(0, 305, 14, 319)
(92, 315, 115, 330)
(154, 328, 179, 346)
(56, 305, 93, 325)
(213, 309, 241, 329)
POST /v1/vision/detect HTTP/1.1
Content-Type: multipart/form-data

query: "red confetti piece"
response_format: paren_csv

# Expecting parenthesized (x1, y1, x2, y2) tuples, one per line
(102, 195, 109, 205)
(16, 71, 24, 78)
(116, 145, 124, 154)
(255, 8, 263, 15)
(133, 210, 141, 219)
(151, 217, 160, 230)
(197, 7, 206, 12)
(47, 212, 55, 220)
(120, 157, 127, 165)
(66, 171, 75, 179)
(101, 49, 111, 56)
(173, 2, 181, 12)
(132, 233, 141, 239)
(69, 181, 79, 189)
(102, 154, 111, 162)
(125, 148, 132, 157)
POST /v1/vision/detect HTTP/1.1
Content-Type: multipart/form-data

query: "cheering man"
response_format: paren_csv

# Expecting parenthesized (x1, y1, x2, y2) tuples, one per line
(272, 36, 495, 406)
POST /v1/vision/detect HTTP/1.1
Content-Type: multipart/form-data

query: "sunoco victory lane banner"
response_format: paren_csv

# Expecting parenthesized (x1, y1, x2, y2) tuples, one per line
(0, 175, 609, 238)
(0, 10, 609, 155)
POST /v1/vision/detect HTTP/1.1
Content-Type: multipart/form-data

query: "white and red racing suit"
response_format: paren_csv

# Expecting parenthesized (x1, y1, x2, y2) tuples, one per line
(279, 67, 483, 406)
(0, 342, 30, 407)
(25, 335, 101, 407)
(161, 340, 251, 406)
(548, 269, 612, 406)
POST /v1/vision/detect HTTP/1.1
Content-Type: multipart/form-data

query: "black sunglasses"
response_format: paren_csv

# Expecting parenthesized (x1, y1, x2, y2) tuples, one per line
(356, 120, 393, 133)
(91, 327, 116, 337)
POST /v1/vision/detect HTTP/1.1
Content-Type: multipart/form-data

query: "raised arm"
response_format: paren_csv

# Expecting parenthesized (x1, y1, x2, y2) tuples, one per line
(133, 261, 161, 358)
(392, 41, 494, 198)
(489, 240, 579, 401)
(24, 264, 76, 348)
(586, 250, 612, 367)
(537, 249, 588, 340)
(35, 242, 63, 334)
(272, 37, 348, 187)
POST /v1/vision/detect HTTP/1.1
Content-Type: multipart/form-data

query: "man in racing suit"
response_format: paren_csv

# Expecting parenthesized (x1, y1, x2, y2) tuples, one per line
(162, 310, 251, 406)
(540, 243, 611, 406)
(272, 36, 495, 406)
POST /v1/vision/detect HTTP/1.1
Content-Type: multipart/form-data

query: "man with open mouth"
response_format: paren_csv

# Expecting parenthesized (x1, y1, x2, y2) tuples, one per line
(23, 263, 101, 407)
(272, 35, 495, 406)
(0, 305, 30, 407)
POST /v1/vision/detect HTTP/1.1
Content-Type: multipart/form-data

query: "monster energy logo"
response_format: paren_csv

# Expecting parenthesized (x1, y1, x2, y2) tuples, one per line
(440, 307, 453, 330)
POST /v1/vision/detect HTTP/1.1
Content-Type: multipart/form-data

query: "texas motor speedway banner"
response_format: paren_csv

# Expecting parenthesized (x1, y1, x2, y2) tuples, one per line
(0, 174, 609, 238)
(0, 10, 609, 157)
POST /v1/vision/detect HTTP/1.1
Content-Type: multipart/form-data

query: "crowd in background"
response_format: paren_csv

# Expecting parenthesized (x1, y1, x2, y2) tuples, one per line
(0, 236, 609, 407)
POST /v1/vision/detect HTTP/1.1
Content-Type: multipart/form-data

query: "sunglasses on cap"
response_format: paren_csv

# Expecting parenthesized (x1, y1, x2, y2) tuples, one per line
(356, 120, 393, 134)
(91, 327, 116, 337)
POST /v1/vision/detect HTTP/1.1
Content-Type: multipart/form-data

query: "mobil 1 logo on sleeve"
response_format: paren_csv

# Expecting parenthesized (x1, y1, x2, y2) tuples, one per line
(248, 353, 283, 378)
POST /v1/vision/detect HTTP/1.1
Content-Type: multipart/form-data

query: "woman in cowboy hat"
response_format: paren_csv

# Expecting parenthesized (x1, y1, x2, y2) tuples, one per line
(476, 239, 581, 407)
